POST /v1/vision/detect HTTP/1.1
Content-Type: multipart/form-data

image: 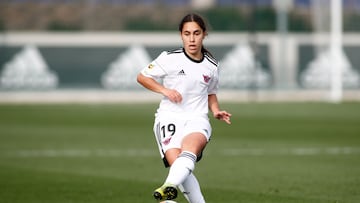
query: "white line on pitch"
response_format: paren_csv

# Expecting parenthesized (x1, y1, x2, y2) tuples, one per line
(4, 149, 158, 158)
(2, 147, 360, 158)
(221, 147, 360, 156)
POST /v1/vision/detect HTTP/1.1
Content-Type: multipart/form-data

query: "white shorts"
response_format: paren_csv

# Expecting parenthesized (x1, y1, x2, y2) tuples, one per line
(153, 113, 212, 160)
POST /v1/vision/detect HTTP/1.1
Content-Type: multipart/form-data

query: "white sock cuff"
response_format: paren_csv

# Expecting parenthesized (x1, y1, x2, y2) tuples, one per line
(179, 151, 197, 163)
(165, 151, 196, 185)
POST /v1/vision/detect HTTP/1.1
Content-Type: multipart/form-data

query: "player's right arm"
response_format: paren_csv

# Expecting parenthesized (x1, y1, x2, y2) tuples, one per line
(138, 51, 182, 103)
(137, 73, 182, 103)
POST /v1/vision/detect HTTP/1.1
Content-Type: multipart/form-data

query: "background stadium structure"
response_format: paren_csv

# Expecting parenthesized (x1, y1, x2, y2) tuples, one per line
(1, 0, 360, 102)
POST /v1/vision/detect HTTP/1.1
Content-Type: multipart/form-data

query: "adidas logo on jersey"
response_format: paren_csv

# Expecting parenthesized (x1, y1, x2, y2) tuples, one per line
(178, 69, 186, 75)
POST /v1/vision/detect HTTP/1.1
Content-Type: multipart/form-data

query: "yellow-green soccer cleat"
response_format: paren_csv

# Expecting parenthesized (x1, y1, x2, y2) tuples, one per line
(153, 183, 178, 201)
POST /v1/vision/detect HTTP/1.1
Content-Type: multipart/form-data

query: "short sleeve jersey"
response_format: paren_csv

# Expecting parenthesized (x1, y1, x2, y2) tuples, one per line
(141, 48, 219, 116)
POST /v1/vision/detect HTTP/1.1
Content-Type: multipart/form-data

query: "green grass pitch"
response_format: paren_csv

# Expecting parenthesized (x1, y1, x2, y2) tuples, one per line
(0, 102, 359, 203)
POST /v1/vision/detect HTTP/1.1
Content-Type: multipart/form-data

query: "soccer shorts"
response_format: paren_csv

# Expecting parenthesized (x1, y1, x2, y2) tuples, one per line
(153, 113, 212, 167)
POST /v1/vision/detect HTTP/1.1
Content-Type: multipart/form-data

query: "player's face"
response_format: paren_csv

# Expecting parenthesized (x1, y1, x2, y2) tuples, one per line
(180, 22, 206, 60)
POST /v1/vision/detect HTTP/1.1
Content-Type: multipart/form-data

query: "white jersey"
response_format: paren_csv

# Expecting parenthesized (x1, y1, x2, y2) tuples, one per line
(141, 48, 219, 117)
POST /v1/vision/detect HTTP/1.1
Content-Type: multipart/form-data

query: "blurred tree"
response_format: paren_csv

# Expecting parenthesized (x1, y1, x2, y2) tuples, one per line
(344, 13, 360, 31)
(288, 13, 312, 32)
(0, 18, 4, 31)
(47, 20, 82, 31)
(201, 8, 247, 31)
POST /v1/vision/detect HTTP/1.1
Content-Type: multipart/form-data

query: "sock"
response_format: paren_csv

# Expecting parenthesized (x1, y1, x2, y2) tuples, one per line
(179, 173, 206, 203)
(165, 151, 196, 186)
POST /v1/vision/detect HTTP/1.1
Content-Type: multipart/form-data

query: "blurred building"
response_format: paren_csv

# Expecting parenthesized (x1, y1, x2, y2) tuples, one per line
(0, 0, 360, 31)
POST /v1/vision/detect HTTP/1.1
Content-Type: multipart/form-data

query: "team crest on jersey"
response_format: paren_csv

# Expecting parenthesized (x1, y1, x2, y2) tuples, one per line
(203, 74, 211, 83)
(162, 137, 172, 145)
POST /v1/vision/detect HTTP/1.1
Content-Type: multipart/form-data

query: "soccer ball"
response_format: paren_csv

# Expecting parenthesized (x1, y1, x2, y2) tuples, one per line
(159, 201, 177, 203)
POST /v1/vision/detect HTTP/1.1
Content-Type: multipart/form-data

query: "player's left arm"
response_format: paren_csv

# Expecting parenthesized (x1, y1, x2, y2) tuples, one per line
(208, 94, 232, 124)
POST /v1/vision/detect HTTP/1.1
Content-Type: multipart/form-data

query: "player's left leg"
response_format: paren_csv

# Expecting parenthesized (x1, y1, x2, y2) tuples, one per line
(179, 172, 206, 203)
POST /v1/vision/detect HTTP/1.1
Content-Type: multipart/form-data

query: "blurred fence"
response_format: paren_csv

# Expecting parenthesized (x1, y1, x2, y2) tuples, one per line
(0, 31, 360, 102)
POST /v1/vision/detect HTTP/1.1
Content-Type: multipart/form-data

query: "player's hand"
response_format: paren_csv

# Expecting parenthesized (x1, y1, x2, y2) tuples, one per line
(214, 110, 232, 124)
(162, 88, 182, 103)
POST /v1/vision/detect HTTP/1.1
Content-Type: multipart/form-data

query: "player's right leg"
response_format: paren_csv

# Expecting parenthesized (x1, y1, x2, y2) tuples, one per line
(153, 148, 181, 201)
(153, 133, 206, 201)
(153, 150, 197, 200)
(153, 183, 178, 200)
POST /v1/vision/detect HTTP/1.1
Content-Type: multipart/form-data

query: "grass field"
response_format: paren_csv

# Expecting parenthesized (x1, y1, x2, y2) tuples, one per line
(0, 102, 359, 203)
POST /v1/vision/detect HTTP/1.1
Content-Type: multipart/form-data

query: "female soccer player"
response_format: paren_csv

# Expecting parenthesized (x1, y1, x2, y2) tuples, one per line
(137, 13, 232, 203)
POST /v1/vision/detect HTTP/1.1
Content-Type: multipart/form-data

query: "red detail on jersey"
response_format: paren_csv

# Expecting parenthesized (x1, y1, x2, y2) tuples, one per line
(162, 137, 172, 145)
(203, 75, 211, 83)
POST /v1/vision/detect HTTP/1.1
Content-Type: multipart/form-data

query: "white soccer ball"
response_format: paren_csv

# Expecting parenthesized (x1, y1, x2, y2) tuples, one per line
(159, 201, 177, 203)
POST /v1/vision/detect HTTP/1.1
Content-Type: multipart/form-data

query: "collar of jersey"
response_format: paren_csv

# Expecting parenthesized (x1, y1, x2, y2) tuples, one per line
(183, 48, 204, 63)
